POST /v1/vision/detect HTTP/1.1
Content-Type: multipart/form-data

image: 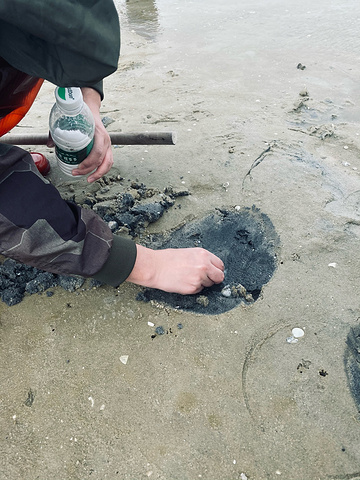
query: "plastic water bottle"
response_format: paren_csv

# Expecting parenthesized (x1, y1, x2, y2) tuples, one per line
(49, 87, 95, 176)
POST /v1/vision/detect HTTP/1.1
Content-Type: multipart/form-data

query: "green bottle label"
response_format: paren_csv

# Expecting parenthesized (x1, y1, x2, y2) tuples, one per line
(55, 138, 94, 165)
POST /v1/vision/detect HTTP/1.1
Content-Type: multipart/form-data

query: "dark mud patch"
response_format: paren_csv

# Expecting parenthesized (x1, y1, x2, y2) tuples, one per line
(0, 260, 89, 306)
(137, 206, 280, 314)
(344, 324, 360, 412)
(61, 175, 189, 239)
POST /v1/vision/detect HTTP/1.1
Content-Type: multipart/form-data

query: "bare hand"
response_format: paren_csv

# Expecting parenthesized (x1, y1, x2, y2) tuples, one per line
(72, 87, 113, 183)
(126, 245, 225, 295)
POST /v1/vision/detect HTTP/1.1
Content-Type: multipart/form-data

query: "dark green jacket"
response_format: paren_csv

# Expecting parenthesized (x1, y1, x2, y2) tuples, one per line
(0, 0, 121, 97)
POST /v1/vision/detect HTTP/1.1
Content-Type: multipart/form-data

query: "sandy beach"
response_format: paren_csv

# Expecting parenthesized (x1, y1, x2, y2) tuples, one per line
(1, 0, 360, 478)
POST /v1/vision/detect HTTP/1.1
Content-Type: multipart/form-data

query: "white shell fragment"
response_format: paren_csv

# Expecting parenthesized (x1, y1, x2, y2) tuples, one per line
(328, 262, 337, 268)
(287, 327, 305, 344)
(148, 321, 155, 327)
(292, 327, 305, 338)
(221, 286, 232, 297)
(240, 474, 248, 480)
(221, 288, 231, 297)
(120, 355, 129, 365)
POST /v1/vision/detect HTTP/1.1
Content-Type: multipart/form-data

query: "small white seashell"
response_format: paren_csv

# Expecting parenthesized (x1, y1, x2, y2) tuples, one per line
(240, 474, 248, 480)
(148, 321, 155, 327)
(221, 286, 232, 297)
(292, 327, 304, 338)
(286, 336, 298, 344)
(108, 220, 118, 231)
(120, 355, 129, 365)
(328, 262, 337, 268)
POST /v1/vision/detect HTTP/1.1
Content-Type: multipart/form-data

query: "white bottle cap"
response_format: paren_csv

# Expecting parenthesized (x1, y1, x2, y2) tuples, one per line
(55, 87, 83, 114)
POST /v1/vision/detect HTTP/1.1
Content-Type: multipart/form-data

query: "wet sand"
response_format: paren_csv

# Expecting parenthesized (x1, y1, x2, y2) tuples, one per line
(1, 0, 360, 479)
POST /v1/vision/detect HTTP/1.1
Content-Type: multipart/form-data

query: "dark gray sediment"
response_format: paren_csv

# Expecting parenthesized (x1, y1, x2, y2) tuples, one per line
(137, 206, 280, 314)
(0, 259, 85, 306)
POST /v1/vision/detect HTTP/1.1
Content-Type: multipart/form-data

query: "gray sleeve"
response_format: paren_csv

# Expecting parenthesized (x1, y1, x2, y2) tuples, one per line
(0, 144, 136, 284)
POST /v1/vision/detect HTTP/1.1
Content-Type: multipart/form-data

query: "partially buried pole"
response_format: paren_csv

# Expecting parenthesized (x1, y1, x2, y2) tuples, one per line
(0, 131, 176, 146)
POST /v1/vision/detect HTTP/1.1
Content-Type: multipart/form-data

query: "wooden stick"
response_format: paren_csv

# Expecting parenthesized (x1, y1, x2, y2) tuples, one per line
(0, 131, 176, 146)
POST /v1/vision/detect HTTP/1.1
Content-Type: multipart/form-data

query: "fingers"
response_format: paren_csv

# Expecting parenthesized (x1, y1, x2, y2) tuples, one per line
(86, 152, 113, 183)
(200, 250, 225, 285)
(192, 250, 225, 292)
(200, 276, 216, 288)
(71, 144, 106, 175)
(209, 260, 225, 284)
(72, 132, 113, 183)
(209, 252, 225, 273)
(200, 265, 224, 290)
(73, 147, 113, 183)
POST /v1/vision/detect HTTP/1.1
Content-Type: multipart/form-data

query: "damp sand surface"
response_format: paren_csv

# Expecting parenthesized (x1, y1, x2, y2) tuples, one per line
(1, 1, 360, 479)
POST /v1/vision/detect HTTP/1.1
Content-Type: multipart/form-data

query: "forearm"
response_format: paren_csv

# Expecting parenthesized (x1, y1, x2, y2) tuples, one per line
(81, 87, 102, 113)
(125, 244, 157, 287)
(83, 81, 104, 101)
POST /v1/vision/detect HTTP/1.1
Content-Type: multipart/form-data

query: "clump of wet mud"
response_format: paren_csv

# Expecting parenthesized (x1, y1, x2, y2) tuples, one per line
(61, 174, 189, 238)
(0, 258, 89, 306)
(137, 206, 280, 315)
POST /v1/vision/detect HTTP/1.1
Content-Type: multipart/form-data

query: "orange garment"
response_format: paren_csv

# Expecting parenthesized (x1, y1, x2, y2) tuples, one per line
(0, 57, 43, 137)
